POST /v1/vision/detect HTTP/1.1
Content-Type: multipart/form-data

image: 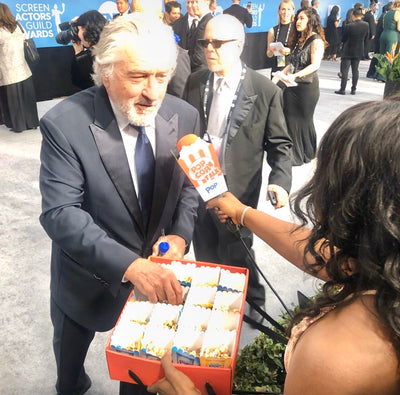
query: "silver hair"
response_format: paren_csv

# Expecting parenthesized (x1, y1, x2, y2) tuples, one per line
(92, 13, 177, 86)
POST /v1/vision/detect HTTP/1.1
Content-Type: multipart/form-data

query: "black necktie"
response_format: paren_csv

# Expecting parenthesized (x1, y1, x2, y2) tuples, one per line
(133, 125, 155, 230)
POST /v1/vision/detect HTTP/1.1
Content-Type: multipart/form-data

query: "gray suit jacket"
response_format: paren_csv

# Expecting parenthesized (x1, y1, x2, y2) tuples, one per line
(39, 86, 200, 331)
(184, 67, 292, 207)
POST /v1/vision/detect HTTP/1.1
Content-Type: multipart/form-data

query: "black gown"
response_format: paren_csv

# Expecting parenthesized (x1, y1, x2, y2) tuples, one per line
(283, 34, 320, 166)
(271, 22, 293, 74)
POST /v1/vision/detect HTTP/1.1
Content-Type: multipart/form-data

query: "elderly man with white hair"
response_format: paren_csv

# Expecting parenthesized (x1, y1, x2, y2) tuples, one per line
(39, 14, 199, 395)
(184, 14, 292, 318)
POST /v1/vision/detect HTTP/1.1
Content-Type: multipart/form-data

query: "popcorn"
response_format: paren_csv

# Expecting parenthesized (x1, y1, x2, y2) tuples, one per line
(200, 329, 237, 368)
(185, 286, 217, 309)
(213, 291, 243, 312)
(147, 303, 182, 331)
(178, 305, 212, 331)
(218, 269, 246, 292)
(191, 266, 221, 287)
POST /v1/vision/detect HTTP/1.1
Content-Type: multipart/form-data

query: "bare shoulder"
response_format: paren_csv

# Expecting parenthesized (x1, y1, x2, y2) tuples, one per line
(284, 296, 400, 395)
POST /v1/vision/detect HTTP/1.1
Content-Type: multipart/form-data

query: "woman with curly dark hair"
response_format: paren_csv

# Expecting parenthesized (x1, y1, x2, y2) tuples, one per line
(71, 10, 107, 90)
(203, 98, 400, 395)
(273, 7, 327, 166)
(147, 99, 400, 394)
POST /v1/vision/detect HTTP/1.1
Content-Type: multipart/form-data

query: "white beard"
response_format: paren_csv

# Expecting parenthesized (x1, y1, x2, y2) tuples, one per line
(117, 98, 161, 126)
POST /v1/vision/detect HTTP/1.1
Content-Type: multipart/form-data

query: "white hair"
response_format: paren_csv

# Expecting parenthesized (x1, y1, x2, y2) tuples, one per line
(92, 13, 177, 86)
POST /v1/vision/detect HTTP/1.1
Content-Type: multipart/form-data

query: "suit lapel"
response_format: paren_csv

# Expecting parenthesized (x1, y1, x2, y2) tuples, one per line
(89, 86, 145, 235)
(227, 73, 257, 145)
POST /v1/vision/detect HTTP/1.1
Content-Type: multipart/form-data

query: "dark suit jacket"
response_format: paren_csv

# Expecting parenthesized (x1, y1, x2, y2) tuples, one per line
(189, 13, 213, 72)
(39, 86, 200, 331)
(363, 10, 376, 38)
(173, 13, 190, 50)
(223, 4, 253, 28)
(167, 46, 191, 98)
(342, 19, 369, 58)
(184, 67, 292, 207)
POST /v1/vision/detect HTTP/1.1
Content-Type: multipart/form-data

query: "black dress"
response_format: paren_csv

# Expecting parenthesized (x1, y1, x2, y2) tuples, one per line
(283, 34, 320, 166)
(0, 76, 39, 132)
(271, 23, 293, 74)
(325, 15, 340, 58)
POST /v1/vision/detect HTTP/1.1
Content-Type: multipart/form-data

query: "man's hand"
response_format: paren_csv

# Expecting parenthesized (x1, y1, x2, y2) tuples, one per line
(147, 350, 201, 395)
(152, 234, 186, 259)
(124, 258, 182, 304)
(72, 40, 84, 55)
(267, 184, 288, 208)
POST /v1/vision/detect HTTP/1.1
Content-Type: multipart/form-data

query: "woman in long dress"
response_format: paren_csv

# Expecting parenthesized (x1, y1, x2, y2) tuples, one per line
(325, 5, 341, 60)
(266, 0, 295, 77)
(380, 0, 400, 54)
(0, 3, 39, 132)
(275, 7, 326, 166)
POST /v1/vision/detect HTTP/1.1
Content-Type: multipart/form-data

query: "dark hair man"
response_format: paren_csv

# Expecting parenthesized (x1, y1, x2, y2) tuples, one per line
(164, 1, 182, 25)
(335, 7, 369, 95)
(223, 0, 253, 27)
(71, 10, 107, 90)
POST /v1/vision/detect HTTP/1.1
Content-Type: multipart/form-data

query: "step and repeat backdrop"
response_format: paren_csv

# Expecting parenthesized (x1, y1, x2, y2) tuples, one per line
(2, 0, 359, 100)
(3, 0, 357, 48)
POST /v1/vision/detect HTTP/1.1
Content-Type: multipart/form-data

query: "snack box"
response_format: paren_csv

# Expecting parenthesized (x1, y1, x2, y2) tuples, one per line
(106, 256, 249, 395)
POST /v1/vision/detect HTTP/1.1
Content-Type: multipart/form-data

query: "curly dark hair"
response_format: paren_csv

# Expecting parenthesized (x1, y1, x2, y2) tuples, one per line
(288, 7, 327, 49)
(76, 10, 107, 47)
(289, 99, 400, 355)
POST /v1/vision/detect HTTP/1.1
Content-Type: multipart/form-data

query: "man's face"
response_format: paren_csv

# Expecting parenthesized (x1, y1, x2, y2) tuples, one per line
(203, 21, 242, 76)
(168, 7, 181, 22)
(116, 0, 129, 14)
(186, 0, 198, 17)
(103, 47, 171, 126)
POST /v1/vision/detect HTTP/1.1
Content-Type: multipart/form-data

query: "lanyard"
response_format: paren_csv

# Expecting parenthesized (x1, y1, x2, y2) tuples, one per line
(202, 64, 247, 135)
(274, 23, 291, 47)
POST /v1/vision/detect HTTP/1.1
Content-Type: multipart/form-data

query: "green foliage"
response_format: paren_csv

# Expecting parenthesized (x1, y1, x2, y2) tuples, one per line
(374, 49, 400, 81)
(233, 331, 287, 394)
(233, 290, 323, 394)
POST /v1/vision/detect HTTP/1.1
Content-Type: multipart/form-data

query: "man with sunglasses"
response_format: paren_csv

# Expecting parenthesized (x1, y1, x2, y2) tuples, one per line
(184, 14, 292, 315)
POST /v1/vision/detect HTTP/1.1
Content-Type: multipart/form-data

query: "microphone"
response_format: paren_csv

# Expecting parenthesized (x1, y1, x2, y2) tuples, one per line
(175, 134, 240, 234)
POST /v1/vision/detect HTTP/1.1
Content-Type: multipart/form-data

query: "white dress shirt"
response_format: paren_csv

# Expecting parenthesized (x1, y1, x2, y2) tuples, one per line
(109, 99, 156, 197)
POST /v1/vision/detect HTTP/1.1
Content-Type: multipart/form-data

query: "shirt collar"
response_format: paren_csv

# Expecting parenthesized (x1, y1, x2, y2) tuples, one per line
(213, 61, 243, 91)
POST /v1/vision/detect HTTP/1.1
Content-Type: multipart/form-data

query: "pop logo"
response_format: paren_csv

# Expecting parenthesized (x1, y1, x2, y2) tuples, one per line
(188, 158, 222, 182)
(205, 182, 218, 194)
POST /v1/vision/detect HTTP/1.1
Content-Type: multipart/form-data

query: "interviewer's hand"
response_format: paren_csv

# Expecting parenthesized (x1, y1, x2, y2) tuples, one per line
(206, 192, 247, 225)
(147, 350, 201, 395)
(152, 234, 186, 259)
(124, 259, 182, 304)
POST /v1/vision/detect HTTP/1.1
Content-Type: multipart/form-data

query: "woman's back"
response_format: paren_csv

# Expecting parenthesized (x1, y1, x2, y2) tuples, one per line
(0, 26, 31, 86)
(284, 294, 400, 394)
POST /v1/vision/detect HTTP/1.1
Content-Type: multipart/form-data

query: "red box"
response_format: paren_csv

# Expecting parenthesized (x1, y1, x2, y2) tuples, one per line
(106, 257, 249, 395)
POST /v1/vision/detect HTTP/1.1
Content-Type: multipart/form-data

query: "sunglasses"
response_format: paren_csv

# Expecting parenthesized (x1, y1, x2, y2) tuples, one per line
(198, 39, 237, 49)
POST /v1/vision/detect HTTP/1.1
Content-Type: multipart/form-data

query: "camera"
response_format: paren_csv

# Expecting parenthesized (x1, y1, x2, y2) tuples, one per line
(55, 20, 79, 45)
